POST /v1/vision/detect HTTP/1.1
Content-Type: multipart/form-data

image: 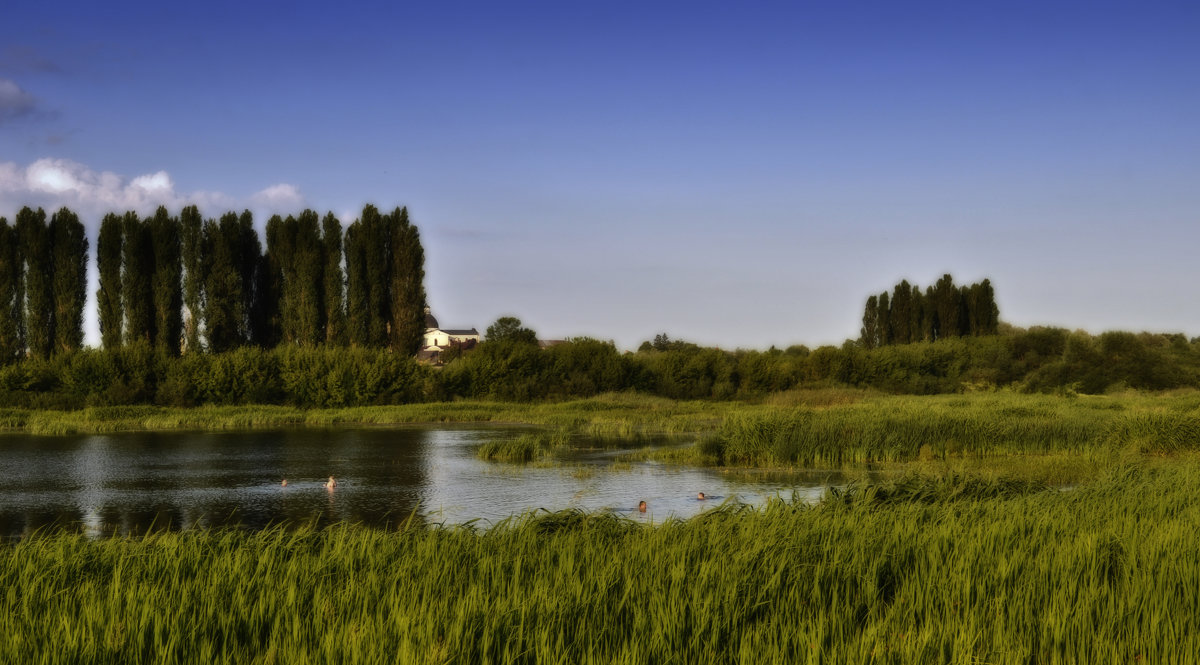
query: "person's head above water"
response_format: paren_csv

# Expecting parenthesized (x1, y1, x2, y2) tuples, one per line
(697, 492, 706, 500)
(325, 476, 336, 489)
(638, 500, 647, 513)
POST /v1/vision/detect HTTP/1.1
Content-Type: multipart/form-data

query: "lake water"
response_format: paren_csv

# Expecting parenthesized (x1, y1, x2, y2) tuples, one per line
(0, 427, 840, 539)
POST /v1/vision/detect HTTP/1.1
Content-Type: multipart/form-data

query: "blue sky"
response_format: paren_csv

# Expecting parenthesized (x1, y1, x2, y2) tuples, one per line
(2, 1, 1198, 349)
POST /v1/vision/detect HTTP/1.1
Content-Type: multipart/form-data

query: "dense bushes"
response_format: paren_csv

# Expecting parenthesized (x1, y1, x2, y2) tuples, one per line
(0, 327, 1198, 407)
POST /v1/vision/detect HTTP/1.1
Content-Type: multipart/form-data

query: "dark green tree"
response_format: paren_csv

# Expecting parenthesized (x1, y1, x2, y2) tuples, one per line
(0, 218, 21, 362)
(293, 210, 325, 346)
(977, 278, 999, 335)
(362, 205, 391, 347)
(344, 205, 391, 347)
(257, 214, 287, 348)
(97, 213, 124, 349)
(923, 285, 938, 341)
(149, 207, 182, 355)
(180, 205, 204, 352)
(910, 284, 926, 342)
(50, 207, 88, 353)
(236, 211, 261, 345)
(343, 218, 369, 347)
(17, 207, 54, 358)
(860, 294, 879, 349)
(890, 280, 912, 345)
(934, 274, 960, 339)
(122, 211, 156, 345)
(486, 316, 538, 345)
(322, 212, 346, 346)
(387, 207, 426, 355)
(876, 291, 892, 346)
(203, 213, 248, 352)
(269, 215, 299, 344)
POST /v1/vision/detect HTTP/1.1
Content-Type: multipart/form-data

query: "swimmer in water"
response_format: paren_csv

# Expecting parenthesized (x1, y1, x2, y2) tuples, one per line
(281, 479, 288, 487)
(325, 476, 337, 490)
(638, 500, 647, 513)
(697, 492, 706, 500)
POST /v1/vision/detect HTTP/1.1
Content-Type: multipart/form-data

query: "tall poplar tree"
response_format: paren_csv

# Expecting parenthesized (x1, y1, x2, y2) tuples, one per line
(266, 215, 298, 344)
(890, 280, 912, 345)
(362, 205, 391, 347)
(860, 294, 879, 350)
(876, 291, 892, 346)
(344, 218, 369, 347)
(978, 279, 999, 335)
(251, 214, 282, 348)
(0, 219, 21, 362)
(236, 211, 261, 345)
(203, 212, 249, 352)
(180, 205, 204, 352)
(149, 207, 182, 355)
(50, 207, 88, 354)
(293, 210, 325, 346)
(122, 212, 155, 345)
(17, 207, 54, 358)
(910, 284, 925, 342)
(923, 285, 938, 342)
(97, 213, 124, 349)
(387, 207, 426, 354)
(934, 274, 959, 339)
(321, 212, 346, 346)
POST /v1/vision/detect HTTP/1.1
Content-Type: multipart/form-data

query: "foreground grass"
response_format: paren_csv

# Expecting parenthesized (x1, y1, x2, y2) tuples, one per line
(5, 462, 1200, 663)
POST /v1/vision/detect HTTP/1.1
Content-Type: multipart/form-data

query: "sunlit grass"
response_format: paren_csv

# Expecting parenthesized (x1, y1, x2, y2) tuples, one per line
(6, 463, 1200, 662)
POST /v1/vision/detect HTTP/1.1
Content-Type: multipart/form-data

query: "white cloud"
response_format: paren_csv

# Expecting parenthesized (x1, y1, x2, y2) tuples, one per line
(130, 171, 173, 192)
(0, 157, 301, 229)
(251, 183, 304, 213)
(0, 78, 36, 124)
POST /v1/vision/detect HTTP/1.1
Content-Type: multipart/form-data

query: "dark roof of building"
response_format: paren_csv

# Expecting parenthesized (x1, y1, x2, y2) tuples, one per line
(425, 311, 439, 329)
(442, 328, 479, 336)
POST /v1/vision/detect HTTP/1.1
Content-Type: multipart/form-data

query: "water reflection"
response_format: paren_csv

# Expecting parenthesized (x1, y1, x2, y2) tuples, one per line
(0, 427, 836, 539)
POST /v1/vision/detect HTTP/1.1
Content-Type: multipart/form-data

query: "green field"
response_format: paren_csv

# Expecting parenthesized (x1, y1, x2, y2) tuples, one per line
(4, 460, 1199, 663)
(6, 389, 1200, 662)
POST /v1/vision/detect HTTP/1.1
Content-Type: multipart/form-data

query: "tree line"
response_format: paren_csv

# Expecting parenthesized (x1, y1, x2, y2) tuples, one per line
(3, 203, 427, 361)
(1, 324, 1198, 408)
(860, 274, 998, 349)
(0, 208, 88, 362)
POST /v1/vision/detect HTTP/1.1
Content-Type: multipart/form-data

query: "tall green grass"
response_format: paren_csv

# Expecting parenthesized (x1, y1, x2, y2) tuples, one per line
(5, 464, 1200, 662)
(697, 392, 1200, 466)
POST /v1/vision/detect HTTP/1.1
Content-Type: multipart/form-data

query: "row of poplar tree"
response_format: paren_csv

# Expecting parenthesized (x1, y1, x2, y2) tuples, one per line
(0, 207, 88, 360)
(860, 274, 999, 349)
(0, 204, 426, 361)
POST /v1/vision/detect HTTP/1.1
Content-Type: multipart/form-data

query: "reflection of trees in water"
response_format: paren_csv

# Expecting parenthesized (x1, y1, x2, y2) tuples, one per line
(1, 427, 436, 539)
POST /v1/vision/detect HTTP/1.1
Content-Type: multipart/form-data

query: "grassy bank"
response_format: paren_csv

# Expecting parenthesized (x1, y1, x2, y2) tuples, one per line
(0, 391, 740, 436)
(5, 389, 1200, 478)
(4, 462, 1200, 663)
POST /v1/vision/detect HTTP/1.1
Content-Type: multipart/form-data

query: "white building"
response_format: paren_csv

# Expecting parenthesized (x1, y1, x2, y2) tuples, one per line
(421, 309, 479, 355)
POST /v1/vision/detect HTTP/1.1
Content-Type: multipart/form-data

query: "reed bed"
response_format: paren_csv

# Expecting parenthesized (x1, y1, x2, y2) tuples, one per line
(698, 392, 1200, 467)
(0, 392, 735, 437)
(4, 465, 1200, 663)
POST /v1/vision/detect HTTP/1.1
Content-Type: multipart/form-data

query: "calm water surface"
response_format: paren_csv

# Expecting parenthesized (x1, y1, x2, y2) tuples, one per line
(0, 427, 840, 538)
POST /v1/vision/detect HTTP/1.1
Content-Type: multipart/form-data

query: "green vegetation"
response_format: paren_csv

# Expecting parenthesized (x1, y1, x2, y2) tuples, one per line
(861, 275, 998, 349)
(692, 391, 1200, 467)
(3, 389, 1198, 482)
(1, 203, 427, 360)
(4, 463, 1200, 663)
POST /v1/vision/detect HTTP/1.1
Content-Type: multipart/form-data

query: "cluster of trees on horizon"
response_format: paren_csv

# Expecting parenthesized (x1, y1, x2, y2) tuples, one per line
(2, 204, 427, 361)
(0, 319, 1198, 409)
(860, 275, 999, 349)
